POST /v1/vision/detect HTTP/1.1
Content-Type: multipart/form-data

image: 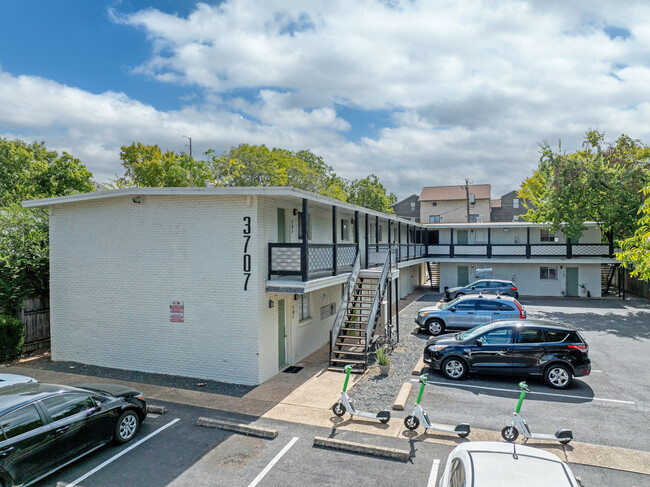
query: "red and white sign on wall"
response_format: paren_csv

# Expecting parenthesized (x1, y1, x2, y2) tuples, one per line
(169, 300, 184, 323)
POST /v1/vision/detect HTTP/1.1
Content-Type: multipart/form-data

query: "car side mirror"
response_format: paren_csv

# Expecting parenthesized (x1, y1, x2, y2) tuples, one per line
(471, 286, 476, 290)
(476, 339, 483, 347)
(92, 399, 103, 411)
(449, 307, 456, 313)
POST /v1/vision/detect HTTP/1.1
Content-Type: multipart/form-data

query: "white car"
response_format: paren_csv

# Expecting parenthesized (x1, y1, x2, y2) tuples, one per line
(0, 373, 37, 387)
(439, 442, 581, 487)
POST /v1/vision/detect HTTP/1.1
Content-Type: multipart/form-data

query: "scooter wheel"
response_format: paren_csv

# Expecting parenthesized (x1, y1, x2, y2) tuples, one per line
(332, 402, 346, 417)
(501, 426, 519, 442)
(404, 415, 420, 431)
(457, 431, 470, 439)
(559, 439, 571, 445)
(379, 417, 390, 424)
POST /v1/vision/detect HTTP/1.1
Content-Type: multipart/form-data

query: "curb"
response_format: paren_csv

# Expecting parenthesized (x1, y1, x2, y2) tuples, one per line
(313, 436, 410, 461)
(392, 382, 412, 410)
(146, 404, 167, 414)
(196, 417, 278, 439)
(411, 357, 426, 375)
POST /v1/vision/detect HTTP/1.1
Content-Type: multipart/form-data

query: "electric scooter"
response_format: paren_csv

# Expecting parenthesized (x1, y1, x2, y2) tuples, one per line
(403, 375, 470, 437)
(501, 381, 573, 444)
(332, 365, 391, 423)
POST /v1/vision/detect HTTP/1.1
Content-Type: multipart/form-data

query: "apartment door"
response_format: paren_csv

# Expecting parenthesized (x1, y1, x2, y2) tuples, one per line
(277, 208, 286, 243)
(457, 266, 469, 286)
(457, 230, 469, 245)
(566, 268, 579, 297)
(278, 299, 287, 367)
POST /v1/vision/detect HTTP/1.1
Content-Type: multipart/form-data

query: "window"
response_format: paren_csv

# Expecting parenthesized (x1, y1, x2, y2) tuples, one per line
(473, 281, 489, 289)
(320, 303, 336, 320)
(410, 202, 416, 212)
(340, 219, 349, 241)
(41, 394, 95, 422)
(449, 458, 466, 487)
(455, 300, 477, 311)
(477, 300, 500, 311)
(513, 198, 519, 209)
(469, 214, 479, 222)
(496, 301, 515, 311)
(480, 328, 514, 344)
(429, 215, 441, 223)
(546, 330, 570, 342)
(475, 266, 492, 279)
(299, 294, 310, 321)
(540, 266, 558, 280)
(513, 215, 519, 221)
(540, 229, 557, 242)
(488, 281, 505, 288)
(516, 329, 546, 344)
(0, 405, 44, 439)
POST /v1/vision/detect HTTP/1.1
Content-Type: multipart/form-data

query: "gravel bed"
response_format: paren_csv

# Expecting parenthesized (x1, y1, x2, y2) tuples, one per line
(17, 357, 255, 398)
(348, 293, 442, 413)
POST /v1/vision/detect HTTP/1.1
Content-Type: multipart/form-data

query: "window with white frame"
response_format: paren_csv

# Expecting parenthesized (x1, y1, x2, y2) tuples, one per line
(513, 198, 519, 209)
(299, 294, 310, 320)
(513, 215, 519, 221)
(540, 266, 558, 280)
(410, 202, 416, 212)
(297, 212, 312, 240)
(429, 215, 441, 223)
(469, 214, 479, 222)
(540, 229, 557, 242)
(340, 219, 349, 241)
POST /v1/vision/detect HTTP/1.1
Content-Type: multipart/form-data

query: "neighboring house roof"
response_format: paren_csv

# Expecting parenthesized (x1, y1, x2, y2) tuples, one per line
(490, 199, 502, 208)
(419, 184, 491, 202)
(392, 194, 419, 206)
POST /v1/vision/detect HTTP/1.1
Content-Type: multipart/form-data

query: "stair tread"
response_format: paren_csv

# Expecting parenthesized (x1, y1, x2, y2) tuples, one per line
(329, 358, 367, 364)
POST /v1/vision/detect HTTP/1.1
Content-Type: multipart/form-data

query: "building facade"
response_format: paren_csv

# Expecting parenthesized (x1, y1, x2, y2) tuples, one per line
(391, 194, 420, 222)
(490, 190, 532, 222)
(419, 184, 491, 223)
(24, 187, 615, 386)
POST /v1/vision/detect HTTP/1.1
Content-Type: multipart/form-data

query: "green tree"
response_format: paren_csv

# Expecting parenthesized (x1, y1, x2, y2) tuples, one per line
(347, 175, 397, 213)
(109, 142, 213, 188)
(0, 138, 95, 205)
(617, 187, 650, 280)
(520, 131, 650, 241)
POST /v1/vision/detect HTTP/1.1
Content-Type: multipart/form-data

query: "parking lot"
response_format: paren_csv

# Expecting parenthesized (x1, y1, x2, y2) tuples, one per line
(8, 293, 649, 486)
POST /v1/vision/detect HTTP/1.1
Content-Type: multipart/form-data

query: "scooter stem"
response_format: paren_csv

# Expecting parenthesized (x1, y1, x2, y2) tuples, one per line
(416, 374, 427, 404)
(515, 381, 528, 414)
(343, 365, 352, 393)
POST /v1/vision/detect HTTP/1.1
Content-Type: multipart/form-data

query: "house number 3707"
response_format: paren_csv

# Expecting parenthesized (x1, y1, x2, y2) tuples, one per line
(243, 216, 251, 291)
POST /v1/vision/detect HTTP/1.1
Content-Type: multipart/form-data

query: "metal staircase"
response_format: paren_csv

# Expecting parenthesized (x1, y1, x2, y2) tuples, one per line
(329, 252, 391, 373)
(601, 263, 619, 294)
(427, 261, 440, 291)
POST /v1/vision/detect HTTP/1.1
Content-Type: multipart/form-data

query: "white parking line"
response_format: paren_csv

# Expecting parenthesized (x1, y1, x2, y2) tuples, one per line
(248, 436, 299, 487)
(427, 458, 440, 487)
(65, 418, 181, 487)
(411, 379, 635, 404)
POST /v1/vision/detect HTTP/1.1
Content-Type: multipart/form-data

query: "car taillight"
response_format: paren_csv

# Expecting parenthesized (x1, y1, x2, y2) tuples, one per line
(514, 301, 525, 319)
(568, 344, 589, 353)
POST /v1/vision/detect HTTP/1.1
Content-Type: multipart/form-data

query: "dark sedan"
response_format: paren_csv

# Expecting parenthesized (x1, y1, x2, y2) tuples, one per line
(423, 319, 591, 389)
(0, 382, 146, 487)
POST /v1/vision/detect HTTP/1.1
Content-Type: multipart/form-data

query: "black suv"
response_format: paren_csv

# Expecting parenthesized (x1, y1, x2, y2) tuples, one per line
(423, 320, 591, 389)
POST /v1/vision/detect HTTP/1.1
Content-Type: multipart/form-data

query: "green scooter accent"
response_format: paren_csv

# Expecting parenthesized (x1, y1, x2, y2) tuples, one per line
(515, 381, 527, 414)
(416, 374, 427, 404)
(342, 364, 352, 393)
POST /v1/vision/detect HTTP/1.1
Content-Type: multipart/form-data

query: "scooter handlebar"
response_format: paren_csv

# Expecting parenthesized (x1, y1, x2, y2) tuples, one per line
(518, 381, 529, 392)
(419, 374, 427, 385)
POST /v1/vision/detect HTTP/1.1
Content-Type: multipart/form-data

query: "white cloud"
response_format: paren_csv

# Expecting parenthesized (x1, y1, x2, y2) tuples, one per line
(2, 0, 650, 199)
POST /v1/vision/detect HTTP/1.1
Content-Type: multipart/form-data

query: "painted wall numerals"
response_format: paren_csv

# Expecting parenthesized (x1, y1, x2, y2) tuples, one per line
(243, 216, 252, 291)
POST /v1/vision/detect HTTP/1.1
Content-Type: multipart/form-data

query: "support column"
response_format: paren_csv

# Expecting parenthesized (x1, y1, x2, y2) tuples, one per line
(332, 206, 338, 276)
(364, 213, 369, 269)
(375, 215, 380, 252)
(450, 228, 454, 258)
(398, 222, 401, 261)
(406, 224, 410, 260)
(301, 198, 309, 281)
(487, 227, 492, 258)
(354, 210, 360, 258)
(395, 277, 400, 343)
(526, 227, 531, 259)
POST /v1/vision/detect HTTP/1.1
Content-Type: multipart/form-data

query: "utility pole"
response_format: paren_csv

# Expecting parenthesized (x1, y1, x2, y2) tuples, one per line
(183, 135, 192, 157)
(465, 178, 470, 223)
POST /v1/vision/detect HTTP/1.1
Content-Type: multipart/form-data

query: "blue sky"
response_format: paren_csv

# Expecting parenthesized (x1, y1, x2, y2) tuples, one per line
(1, 1, 649, 199)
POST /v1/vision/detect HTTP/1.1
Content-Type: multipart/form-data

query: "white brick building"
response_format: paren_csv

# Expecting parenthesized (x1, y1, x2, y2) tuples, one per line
(24, 187, 616, 385)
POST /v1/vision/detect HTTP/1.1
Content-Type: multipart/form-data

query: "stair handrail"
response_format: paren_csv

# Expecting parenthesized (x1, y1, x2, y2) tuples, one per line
(365, 250, 392, 348)
(330, 250, 361, 354)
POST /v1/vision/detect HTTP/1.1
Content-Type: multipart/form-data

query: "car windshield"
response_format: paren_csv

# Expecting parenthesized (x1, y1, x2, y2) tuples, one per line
(458, 323, 494, 341)
(438, 298, 459, 310)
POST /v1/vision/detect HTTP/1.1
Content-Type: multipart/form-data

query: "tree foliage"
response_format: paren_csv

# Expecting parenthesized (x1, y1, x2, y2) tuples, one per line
(0, 314, 25, 361)
(617, 187, 650, 280)
(0, 138, 95, 314)
(111, 143, 397, 212)
(520, 131, 650, 241)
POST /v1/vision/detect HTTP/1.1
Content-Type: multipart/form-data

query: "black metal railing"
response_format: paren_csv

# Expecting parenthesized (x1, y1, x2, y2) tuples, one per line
(269, 241, 611, 281)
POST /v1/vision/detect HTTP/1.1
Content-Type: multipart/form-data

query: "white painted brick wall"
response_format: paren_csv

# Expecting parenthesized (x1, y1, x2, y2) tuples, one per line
(50, 194, 262, 385)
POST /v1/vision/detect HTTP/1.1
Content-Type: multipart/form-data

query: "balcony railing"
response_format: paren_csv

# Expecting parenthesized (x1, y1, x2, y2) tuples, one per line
(269, 242, 612, 281)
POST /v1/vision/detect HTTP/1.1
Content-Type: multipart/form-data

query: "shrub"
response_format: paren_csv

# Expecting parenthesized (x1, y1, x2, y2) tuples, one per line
(0, 315, 25, 361)
(375, 345, 389, 366)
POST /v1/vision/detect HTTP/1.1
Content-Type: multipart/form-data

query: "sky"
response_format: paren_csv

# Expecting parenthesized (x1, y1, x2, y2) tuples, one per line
(1, 0, 649, 200)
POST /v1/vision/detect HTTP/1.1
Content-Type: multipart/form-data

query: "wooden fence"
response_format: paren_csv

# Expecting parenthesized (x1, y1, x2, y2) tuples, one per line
(16, 296, 50, 352)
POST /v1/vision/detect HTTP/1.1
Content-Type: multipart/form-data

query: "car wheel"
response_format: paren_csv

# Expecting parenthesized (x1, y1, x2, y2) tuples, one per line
(404, 415, 420, 431)
(332, 402, 346, 417)
(426, 319, 445, 336)
(544, 364, 572, 389)
(114, 410, 140, 444)
(441, 357, 467, 380)
(455, 292, 465, 299)
(501, 426, 519, 442)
